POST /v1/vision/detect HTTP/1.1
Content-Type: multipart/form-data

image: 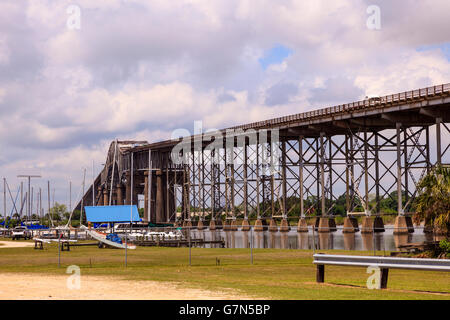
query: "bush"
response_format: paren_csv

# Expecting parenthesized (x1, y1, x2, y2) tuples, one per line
(439, 239, 450, 258)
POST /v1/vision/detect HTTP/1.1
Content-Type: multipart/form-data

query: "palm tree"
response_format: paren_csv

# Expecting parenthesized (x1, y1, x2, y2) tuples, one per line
(414, 165, 450, 237)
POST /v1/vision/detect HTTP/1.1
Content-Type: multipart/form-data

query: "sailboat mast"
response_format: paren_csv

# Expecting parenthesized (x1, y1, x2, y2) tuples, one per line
(3, 178, 5, 220)
(92, 160, 95, 206)
(81, 168, 86, 226)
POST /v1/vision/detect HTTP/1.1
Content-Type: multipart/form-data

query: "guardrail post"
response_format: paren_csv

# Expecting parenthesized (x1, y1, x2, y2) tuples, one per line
(380, 268, 389, 289)
(316, 264, 325, 283)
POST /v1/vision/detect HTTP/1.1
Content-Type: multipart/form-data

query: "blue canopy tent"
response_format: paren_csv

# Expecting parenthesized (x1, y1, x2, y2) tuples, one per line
(84, 205, 140, 223)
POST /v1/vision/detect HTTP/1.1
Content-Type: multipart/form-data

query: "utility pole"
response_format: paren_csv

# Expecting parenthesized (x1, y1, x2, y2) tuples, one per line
(17, 175, 41, 221)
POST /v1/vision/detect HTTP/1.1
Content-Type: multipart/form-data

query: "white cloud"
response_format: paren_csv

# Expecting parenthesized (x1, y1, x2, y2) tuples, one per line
(0, 0, 449, 209)
(0, 35, 10, 65)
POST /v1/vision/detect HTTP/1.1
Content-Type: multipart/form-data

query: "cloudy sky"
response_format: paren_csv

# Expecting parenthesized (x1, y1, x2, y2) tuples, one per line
(0, 0, 449, 214)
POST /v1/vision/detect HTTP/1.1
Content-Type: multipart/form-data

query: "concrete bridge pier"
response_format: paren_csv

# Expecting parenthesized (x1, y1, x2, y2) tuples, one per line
(182, 220, 192, 229)
(405, 216, 415, 233)
(116, 184, 123, 206)
(103, 189, 109, 206)
(268, 219, 278, 232)
(361, 216, 374, 234)
(230, 220, 238, 231)
(318, 217, 330, 233)
(254, 219, 264, 232)
(280, 219, 290, 232)
(197, 219, 206, 230)
(241, 219, 251, 231)
(394, 216, 409, 235)
(374, 216, 385, 233)
(297, 218, 308, 233)
(343, 217, 359, 233)
(317, 217, 337, 233)
(209, 219, 217, 230)
(361, 216, 386, 233)
(97, 187, 103, 206)
(144, 172, 149, 222)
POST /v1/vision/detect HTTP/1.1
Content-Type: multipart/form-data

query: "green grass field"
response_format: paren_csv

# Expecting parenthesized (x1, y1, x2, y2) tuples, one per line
(0, 240, 448, 300)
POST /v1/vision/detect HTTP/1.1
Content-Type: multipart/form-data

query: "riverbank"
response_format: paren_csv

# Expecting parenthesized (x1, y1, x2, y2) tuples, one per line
(0, 243, 448, 299)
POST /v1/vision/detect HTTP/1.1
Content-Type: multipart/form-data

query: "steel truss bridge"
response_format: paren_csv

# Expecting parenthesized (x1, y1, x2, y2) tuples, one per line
(76, 83, 450, 231)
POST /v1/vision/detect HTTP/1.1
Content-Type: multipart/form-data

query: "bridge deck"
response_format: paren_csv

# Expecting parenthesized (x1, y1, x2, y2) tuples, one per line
(131, 83, 450, 151)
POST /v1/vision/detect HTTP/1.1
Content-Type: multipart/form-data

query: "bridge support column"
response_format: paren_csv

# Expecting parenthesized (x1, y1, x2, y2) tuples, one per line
(254, 219, 264, 232)
(297, 218, 308, 233)
(197, 219, 206, 230)
(144, 172, 149, 222)
(374, 216, 385, 233)
(125, 172, 131, 205)
(343, 217, 359, 233)
(280, 219, 290, 232)
(405, 216, 414, 233)
(241, 219, 250, 231)
(268, 219, 278, 232)
(183, 220, 192, 229)
(116, 184, 123, 206)
(436, 117, 442, 165)
(97, 187, 103, 206)
(230, 220, 238, 231)
(396, 122, 404, 217)
(361, 216, 374, 234)
(209, 219, 216, 230)
(318, 218, 330, 233)
(103, 189, 109, 206)
(394, 216, 409, 235)
(156, 170, 164, 223)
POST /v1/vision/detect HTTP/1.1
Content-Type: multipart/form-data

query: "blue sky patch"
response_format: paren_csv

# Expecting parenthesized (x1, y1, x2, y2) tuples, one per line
(416, 42, 450, 61)
(259, 45, 293, 70)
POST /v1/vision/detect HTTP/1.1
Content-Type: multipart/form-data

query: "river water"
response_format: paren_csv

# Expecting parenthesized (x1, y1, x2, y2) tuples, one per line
(189, 227, 441, 251)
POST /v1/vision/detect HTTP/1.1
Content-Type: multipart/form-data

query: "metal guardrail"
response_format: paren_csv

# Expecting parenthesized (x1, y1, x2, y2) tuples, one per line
(231, 83, 450, 131)
(124, 83, 450, 153)
(313, 254, 450, 271)
(313, 253, 450, 289)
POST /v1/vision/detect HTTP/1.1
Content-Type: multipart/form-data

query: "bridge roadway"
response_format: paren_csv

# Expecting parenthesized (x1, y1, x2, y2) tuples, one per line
(76, 83, 450, 231)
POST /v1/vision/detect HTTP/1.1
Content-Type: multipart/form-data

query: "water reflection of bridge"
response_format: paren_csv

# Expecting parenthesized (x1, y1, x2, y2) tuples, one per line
(189, 229, 444, 252)
(76, 84, 450, 235)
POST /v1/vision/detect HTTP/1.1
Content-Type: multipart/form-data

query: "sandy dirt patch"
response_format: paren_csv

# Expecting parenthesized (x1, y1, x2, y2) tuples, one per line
(304, 282, 450, 296)
(0, 273, 255, 300)
(0, 241, 35, 249)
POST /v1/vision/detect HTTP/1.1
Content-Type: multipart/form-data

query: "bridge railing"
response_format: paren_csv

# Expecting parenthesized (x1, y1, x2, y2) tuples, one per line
(232, 83, 450, 131)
